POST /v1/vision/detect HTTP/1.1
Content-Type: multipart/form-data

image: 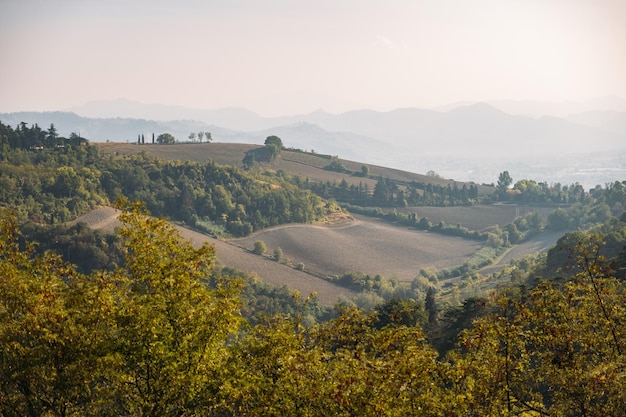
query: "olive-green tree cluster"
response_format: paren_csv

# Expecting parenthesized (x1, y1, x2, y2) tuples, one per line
(0, 206, 242, 416)
(100, 154, 325, 236)
(546, 182, 625, 231)
(512, 179, 586, 204)
(0, 121, 86, 155)
(450, 234, 626, 416)
(264, 135, 283, 159)
(155, 133, 175, 144)
(309, 176, 479, 207)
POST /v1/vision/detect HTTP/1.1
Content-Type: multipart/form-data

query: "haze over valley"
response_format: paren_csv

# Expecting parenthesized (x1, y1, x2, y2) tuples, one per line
(3, 95, 625, 189)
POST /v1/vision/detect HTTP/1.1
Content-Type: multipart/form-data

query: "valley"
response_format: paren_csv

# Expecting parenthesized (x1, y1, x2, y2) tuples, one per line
(74, 202, 561, 307)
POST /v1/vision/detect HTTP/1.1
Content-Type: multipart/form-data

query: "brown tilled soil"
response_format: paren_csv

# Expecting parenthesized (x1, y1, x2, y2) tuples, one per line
(230, 214, 482, 282)
(400, 204, 556, 232)
(72, 207, 357, 306)
(70, 206, 121, 233)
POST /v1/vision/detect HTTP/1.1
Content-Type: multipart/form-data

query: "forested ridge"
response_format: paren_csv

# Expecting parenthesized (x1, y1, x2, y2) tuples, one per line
(2, 120, 626, 415)
(0, 121, 328, 236)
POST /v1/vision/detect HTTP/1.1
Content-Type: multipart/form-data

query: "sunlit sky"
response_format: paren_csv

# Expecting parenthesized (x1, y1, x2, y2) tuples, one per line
(1, 0, 625, 116)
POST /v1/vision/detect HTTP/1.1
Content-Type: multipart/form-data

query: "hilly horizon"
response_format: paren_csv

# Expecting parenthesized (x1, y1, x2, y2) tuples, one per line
(2, 97, 625, 189)
(55, 96, 626, 156)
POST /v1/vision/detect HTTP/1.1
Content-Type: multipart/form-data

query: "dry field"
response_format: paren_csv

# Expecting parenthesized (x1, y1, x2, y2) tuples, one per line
(96, 142, 495, 195)
(97, 142, 258, 167)
(73, 207, 357, 306)
(74, 206, 562, 305)
(399, 204, 556, 232)
(230, 214, 482, 282)
(479, 230, 563, 275)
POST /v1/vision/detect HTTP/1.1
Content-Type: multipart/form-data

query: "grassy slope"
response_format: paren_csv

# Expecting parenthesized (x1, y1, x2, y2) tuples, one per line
(96, 142, 495, 196)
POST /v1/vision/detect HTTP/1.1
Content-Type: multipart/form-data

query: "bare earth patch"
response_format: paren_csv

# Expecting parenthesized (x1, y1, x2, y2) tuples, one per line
(231, 214, 482, 282)
(72, 207, 357, 306)
(400, 204, 556, 231)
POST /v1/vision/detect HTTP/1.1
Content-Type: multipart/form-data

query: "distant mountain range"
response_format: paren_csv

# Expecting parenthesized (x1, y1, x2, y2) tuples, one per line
(1, 97, 625, 188)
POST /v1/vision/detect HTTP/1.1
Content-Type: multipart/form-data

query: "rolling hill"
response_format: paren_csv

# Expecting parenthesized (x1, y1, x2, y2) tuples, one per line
(95, 141, 496, 196)
(85, 142, 562, 304)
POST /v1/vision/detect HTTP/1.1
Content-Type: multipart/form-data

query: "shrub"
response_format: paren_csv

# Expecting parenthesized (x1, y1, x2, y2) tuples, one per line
(253, 240, 266, 255)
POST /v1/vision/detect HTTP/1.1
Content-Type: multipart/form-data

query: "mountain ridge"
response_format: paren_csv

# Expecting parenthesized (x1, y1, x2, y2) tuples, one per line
(3, 98, 626, 189)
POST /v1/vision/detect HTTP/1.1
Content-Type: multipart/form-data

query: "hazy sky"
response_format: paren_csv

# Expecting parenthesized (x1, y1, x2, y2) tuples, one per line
(1, 0, 625, 116)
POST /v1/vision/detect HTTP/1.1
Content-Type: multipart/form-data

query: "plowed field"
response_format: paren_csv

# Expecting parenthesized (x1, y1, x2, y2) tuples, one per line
(230, 214, 482, 282)
(73, 207, 357, 306)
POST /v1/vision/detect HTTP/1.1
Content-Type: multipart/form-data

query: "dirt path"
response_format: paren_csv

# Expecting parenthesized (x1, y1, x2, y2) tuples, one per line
(478, 231, 562, 275)
(73, 207, 356, 306)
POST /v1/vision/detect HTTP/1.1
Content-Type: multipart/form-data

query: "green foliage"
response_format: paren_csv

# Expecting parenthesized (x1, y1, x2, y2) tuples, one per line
(2, 208, 626, 415)
(253, 240, 266, 255)
(496, 170, 513, 198)
(325, 157, 346, 172)
(3, 120, 626, 416)
(374, 297, 427, 328)
(342, 203, 488, 241)
(309, 177, 479, 207)
(156, 132, 175, 144)
(242, 151, 255, 169)
(19, 221, 124, 274)
(513, 179, 585, 203)
(218, 308, 445, 416)
(111, 203, 242, 415)
(451, 237, 626, 415)
(0, 206, 242, 416)
(0, 210, 118, 416)
(273, 246, 283, 262)
(548, 207, 570, 231)
(0, 122, 326, 236)
(264, 135, 283, 159)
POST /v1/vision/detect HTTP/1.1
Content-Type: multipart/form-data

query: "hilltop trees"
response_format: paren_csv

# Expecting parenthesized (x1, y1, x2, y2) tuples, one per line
(497, 170, 513, 199)
(0, 122, 325, 236)
(156, 132, 175, 144)
(264, 135, 283, 159)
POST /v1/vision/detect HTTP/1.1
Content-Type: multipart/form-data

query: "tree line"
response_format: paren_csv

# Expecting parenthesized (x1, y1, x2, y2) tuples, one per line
(305, 176, 480, 207)
(0, 121, 326, 236)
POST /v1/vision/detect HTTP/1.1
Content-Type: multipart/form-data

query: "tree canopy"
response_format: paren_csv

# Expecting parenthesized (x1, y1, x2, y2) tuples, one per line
(156, 132, 175, 144)
(264, 135, 283, 159)
(2, 206, 626, 416)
